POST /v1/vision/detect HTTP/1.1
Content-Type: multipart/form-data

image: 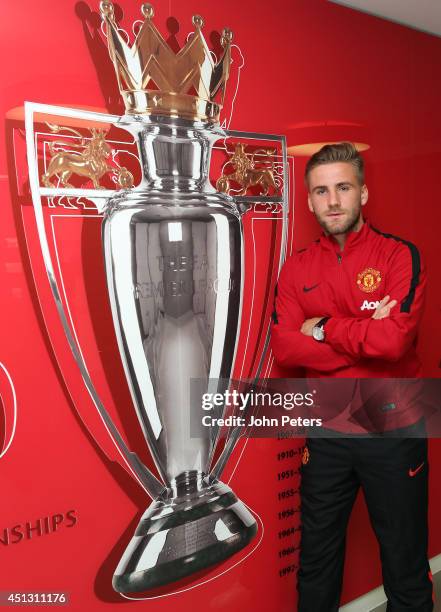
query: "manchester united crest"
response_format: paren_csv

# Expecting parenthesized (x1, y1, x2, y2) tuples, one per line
(357, 267, 382, 293)
(302, 446, 310, 465)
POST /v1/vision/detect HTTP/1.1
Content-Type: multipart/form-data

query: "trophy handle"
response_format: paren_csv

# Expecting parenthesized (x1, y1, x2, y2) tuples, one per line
(211, 133, 290, 481)
(24, 102, 165, 498)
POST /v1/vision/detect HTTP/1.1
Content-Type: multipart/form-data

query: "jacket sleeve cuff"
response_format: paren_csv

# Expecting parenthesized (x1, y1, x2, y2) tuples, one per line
(323, 317, 338, 343)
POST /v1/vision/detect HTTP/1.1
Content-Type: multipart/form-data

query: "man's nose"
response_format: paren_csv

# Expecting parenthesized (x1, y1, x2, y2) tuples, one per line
(327, 188, 340, 208)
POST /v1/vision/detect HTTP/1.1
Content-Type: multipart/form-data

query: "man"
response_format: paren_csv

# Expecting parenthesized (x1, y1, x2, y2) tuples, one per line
(271, 143, 432, 612)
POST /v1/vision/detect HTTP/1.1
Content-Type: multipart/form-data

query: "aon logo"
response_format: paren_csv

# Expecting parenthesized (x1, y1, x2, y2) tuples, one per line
(360, 300, 380, 311)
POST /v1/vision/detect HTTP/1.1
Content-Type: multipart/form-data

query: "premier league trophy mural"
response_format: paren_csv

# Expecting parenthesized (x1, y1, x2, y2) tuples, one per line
(25, 2, 288, 593)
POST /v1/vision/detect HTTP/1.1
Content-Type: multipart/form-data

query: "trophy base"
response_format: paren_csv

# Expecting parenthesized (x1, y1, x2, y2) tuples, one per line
(113, 473, 257, 593)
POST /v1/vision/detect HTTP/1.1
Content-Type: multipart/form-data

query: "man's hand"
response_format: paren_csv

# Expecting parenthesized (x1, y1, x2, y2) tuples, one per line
(371, 295, 398, 320)
(301, 317, 323, 336)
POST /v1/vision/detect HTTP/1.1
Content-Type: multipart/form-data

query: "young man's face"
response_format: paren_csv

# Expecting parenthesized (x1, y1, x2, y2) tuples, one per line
(307, 162, 368, 236)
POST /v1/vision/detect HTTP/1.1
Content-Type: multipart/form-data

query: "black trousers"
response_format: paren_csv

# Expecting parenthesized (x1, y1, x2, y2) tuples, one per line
(297, 422, 433, 612)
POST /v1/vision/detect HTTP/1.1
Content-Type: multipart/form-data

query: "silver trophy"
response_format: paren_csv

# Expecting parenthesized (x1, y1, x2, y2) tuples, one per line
(25, 2, 288, 593)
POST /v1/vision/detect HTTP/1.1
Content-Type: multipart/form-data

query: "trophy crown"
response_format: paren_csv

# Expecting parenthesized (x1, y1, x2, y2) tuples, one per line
(100, 2, 233, 123)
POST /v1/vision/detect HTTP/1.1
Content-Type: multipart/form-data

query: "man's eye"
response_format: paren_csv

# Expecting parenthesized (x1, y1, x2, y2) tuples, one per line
(338, 185, 349, 191)
(316, 188, 326, 195)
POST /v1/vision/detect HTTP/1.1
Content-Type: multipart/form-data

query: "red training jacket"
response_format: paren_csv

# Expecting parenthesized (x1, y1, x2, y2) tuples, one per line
(270, 220, 427, 432)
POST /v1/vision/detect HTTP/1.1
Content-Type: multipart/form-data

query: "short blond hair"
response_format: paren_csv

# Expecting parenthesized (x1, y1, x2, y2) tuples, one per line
(305, 142, 364, 186)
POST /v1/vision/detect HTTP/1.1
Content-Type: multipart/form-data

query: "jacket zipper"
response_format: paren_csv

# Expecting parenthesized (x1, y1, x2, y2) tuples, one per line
(334, 252, 344, 312)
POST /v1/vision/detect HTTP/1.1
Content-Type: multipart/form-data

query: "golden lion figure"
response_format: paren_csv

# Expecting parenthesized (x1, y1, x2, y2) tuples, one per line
(42, 126, 113, 189)
(216, 143, 278, 196)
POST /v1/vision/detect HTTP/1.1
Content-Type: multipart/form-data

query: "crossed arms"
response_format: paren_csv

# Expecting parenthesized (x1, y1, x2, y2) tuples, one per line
(271, 245, 426, 372)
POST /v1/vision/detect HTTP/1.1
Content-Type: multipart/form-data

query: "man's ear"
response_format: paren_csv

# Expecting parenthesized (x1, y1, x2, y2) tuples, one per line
(361, 184, 368, 206)
(307, 194, 314, 213)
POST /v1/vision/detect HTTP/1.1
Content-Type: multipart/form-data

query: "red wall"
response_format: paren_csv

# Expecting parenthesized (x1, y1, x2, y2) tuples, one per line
(1, 0, 440, 609)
